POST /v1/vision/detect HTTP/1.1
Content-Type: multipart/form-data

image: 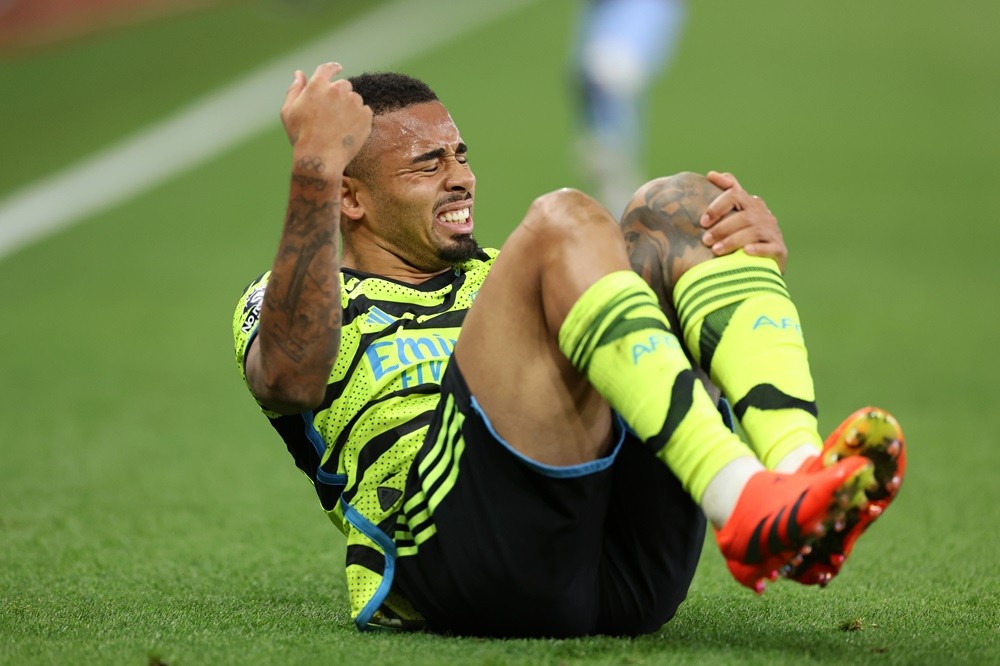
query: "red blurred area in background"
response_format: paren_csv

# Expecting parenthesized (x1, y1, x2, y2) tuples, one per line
(0, 0, 228, 53)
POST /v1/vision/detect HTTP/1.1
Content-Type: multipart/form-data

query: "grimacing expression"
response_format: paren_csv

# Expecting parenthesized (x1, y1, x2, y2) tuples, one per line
(352, 101, 478, 271)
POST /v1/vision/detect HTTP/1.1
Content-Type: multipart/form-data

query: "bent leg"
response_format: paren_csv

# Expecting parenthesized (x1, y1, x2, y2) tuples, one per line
(597, 435, 706, 636)
(620, 171, 723, 323)
(620, 172, 729, 402)
(454, 186, 753, 504)
(453, 188, 631, 466)
(620, 172, 823, 468)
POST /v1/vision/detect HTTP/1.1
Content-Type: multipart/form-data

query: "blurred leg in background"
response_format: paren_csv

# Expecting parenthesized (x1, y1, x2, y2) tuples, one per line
(572, 0, 687, 217)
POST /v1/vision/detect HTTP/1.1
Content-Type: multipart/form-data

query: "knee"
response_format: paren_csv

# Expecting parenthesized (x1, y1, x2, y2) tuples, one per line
(620, 172, 721, 283)
(520, 187, 620, 244)
(624, 171, 721, 222)
(526, 187, 608, 226)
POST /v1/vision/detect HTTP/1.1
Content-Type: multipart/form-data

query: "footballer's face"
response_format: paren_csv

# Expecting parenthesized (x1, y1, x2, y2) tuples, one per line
(346, 101, 477, 273)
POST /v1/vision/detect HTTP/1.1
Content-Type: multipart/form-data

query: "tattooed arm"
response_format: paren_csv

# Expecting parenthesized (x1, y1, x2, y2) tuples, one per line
(246, 63, 372, 414)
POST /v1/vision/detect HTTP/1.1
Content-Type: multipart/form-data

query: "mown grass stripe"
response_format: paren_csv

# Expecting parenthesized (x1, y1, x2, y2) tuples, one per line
(0, 0, 539, 261)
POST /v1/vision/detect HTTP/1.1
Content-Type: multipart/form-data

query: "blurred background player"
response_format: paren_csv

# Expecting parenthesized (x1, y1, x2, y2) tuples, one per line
(572, 0, 687, 216)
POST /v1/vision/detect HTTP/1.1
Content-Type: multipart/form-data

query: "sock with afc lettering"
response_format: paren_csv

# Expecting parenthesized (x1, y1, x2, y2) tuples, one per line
(673, 251, 823, 469)
(558, 270, 753, 502)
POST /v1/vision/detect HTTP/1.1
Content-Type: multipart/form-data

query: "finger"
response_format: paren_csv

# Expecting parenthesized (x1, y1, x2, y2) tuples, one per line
(699, 188, 740, 228)
(312, 61, 344, 82)
(720, 172, 748, 198)
(707, 171, 749, 201)
(701, 173, 748, 227)
(710, 227, 785, 266)
(701, 210, 752, 246)
(722, 224, 769, 249)
(706, 170, 737, 190)
(707, 170, 753, 204)
(743, 242, 788, 273)
(703, 176, 762, 229)
(283, 70, 306, 107)
(710, 234, 757, 258)
(331, 78, 355, 95)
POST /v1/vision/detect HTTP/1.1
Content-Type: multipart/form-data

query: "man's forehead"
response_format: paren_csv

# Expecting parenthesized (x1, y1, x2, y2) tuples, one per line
(369, 101, 462, 157)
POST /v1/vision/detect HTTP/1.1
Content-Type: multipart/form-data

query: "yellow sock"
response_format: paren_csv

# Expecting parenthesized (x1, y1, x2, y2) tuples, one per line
(558, 270, 752, 501)
(673, 251, 822, 469)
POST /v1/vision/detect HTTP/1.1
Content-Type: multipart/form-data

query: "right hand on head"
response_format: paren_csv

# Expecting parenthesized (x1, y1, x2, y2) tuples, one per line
(281, 62, 373, 169)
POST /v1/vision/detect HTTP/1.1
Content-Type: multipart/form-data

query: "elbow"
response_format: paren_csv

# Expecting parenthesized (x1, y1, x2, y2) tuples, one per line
(253, 368, 329, 415)
(246, 334, 337, 414)
(262, 386, 326, 414)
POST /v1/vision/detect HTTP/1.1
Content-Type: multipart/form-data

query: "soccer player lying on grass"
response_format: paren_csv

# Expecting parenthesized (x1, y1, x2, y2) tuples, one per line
(232, 62, 905, 636)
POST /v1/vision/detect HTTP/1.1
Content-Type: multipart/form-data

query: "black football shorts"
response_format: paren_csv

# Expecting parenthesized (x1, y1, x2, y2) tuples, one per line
(393, 358, 707, 638)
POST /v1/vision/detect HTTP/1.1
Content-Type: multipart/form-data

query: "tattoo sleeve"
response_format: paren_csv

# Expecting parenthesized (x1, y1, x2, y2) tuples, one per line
(257, 155, 342, 393)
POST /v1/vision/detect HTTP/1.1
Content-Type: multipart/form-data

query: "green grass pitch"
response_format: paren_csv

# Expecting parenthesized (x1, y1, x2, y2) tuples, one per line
(1, 1, 998, 663)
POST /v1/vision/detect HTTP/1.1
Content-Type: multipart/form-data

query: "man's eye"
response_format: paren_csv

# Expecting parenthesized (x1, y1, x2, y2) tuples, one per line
(421, 164, 439, 173)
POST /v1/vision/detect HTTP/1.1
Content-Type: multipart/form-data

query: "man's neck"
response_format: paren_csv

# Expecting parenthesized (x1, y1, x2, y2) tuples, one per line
(341, 254, 453, 285)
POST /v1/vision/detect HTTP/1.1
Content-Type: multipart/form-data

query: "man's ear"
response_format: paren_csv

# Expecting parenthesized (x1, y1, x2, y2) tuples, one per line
(341, 175, 365, 221)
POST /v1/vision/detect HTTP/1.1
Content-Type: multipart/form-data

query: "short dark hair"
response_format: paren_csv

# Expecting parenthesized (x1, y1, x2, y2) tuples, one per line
(343, 72, 440, 180)
(348, 71, 438, 116)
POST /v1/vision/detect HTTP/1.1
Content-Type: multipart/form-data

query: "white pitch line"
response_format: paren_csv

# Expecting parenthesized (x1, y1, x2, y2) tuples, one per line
(0, 0, 538, 261)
